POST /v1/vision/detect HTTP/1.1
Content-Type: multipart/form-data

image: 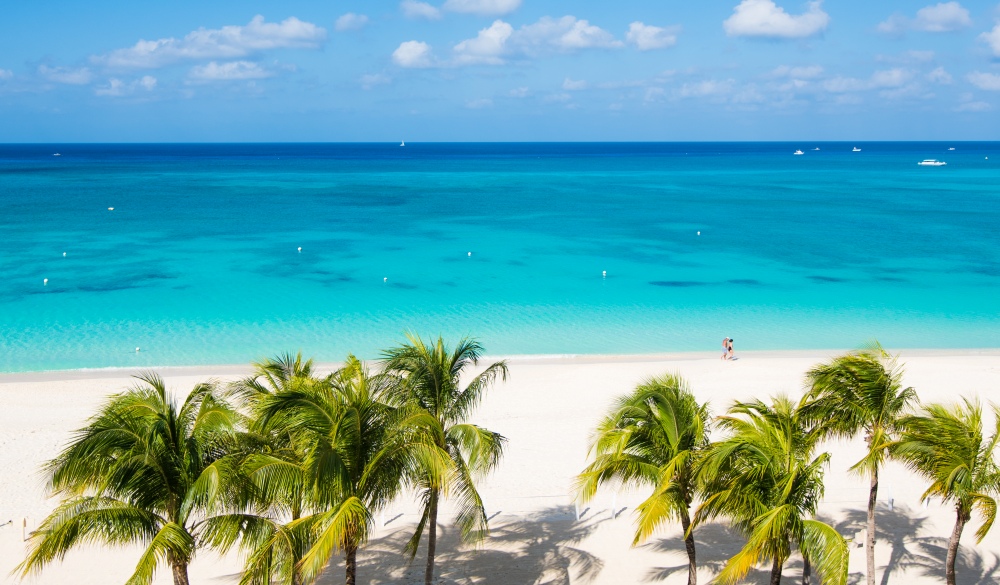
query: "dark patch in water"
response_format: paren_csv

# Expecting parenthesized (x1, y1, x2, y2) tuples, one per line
(650, 280, 709, 288)
(807, 275, 847, 283)
(875, 276, 907, 283)
(389, 282, 418, 290)
(727, 279, 761, 286)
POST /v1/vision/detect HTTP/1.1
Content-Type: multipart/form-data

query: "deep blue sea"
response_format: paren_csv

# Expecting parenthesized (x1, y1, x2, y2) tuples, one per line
(0, 142, 997, 372)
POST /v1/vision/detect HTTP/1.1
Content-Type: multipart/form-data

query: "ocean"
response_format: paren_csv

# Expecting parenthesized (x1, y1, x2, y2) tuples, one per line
(0, 142, 997, 372)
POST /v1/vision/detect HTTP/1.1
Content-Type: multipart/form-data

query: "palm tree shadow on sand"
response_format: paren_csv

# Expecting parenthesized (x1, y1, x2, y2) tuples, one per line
(315, 505, 604, 585)
(828, 504, 1000, 585)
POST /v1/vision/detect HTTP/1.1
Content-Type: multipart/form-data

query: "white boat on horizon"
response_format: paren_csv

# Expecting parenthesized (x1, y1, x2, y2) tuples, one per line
(813, 147, 820, 151)
(400, 141, 405, 146)
(794, 150, 804, 155)
(852, 147, 861, 152)
(53, 153, 61, 156)
(948, 147, 955, 151)
(917, 159, 947, 166)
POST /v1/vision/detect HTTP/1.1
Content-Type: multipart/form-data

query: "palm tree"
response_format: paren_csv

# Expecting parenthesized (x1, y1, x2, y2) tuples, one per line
(18, 373, 240, 585)
(576, 373, 709, 585)
(894, 398, 1000, 585)
(800, 342, 916, 585)
(695, 397, 849, 585)
(381, 334, 508, 585)
(205, 353, 324, 585)
(253, 355, 421, 585)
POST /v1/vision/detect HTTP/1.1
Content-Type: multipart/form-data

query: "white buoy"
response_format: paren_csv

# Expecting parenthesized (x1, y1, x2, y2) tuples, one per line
(62, 252, 66, 257)
(602, 270, 607, 278)
(697, 231, 701, 236)
(43, 278, 48, 285)
(467, 252, 472, 257)
(108, 207, 114, 211)
(297, 247, 302, 253)
(135, 347, 140, 353)
(383, 277, 387, 283)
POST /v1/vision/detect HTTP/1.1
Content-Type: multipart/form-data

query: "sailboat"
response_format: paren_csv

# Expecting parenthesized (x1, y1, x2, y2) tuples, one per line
(400, 141, 405, 147)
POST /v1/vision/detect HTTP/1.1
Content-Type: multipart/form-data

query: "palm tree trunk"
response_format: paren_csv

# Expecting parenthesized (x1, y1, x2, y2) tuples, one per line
(769, 556, 783, 585)
(345, 543, 358, 585)
(424, 491, 439, 585)
(945, 507, 968, 585)
(802, 553, 811, 585)
(679, 509, 697, 585)
(866, 468, 878, 585)
(171, 561, 190, 585)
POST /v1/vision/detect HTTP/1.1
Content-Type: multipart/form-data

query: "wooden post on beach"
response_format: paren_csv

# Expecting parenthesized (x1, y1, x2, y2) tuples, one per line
(22, 518, 26, 541)
(574, 502, 580, 521)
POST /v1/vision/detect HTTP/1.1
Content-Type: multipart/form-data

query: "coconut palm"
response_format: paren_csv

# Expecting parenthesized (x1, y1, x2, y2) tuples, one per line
(695, 397, 849, 585)
(799, 342, 916, 585)
(576, 373, 709, 585)
(204, 353, 325, 585)
(893, 398, 1000, 585)
(252, 355, 423, 585)
(18, 373, 240, 585)
(381, 334, 508, 585)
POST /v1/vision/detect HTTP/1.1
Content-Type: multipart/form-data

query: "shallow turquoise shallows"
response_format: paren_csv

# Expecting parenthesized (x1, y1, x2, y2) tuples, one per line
(0, 142, 997, 372)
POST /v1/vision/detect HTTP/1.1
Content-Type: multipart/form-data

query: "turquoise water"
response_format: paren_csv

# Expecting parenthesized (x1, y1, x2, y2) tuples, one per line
(0, 142, 997, 372)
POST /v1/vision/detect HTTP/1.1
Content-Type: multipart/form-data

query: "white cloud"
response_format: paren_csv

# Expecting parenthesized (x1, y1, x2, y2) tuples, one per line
(927, 66, 953, 84)
(393, 41, 434, 68)
(871, 68, 911, 88)
(723, 0, 830, 39)
(465, 98, 494, 108)
(879, 3, 971, 36)
(443, 0, 520, 16)
(360, 73, 391, 89)
(822, 68, 912, 93)
(448, 16, 621, 66)
(955, 101, 992, 111)
(625, 22, 678, 51)
(189, 61, 273, 81)
(678, 79, 734, 97)
(401, 0, 442, 20)
(95, 15, 326, 69)
(562, 78, 587, 90)
(508, 86, 529, 97)
(542, 92, 572, 103)
(335, 13, 369, 32)
(38, 65, 92, 85)
(822, 76, 869, 93)
(94, 75, 157, 96)
(769, 64, 823, 78)
(452, 20, 513, 65)
(0, 69, 12, 80)
(980, 24, 1000, 57)
(914, 2, 971, 32)
(968, 71, 1000, 90)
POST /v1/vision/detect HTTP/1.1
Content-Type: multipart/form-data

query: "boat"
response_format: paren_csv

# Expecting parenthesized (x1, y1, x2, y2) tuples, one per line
(948, 147, 955, 151)
(793, 150, 804, 155)
(400, 141, 405, 146)
(852, 147, 861, 152)
(813, 147, 820, 151)
(53, 153, 61, 156)
(917, 159, 947, 166)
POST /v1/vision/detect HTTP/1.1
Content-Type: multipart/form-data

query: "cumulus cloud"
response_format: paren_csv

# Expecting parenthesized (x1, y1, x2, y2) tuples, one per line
(968, 71, 1000, 90)
(955, 101, 992, 111)
(562, 78, 587, 90)
(189, 61, 273, 81)
(822, 68, 913, 93)
(769, 64, 824, 78)
(0, 69, 12, 80)
(879, 3, 971, 36)
(625, 22, 678, 51)
(95, 15, 326, 69)
(452, 20, 513, 65)
(443, 0, 520, 16)
(449, 16, 621, 66)
(980, 24, 1000, 57)
(360, 73, 391, 89)
(678, 79, 735, 97)
(927, 66, 953, 84)
(393, 41, 434, 67)
(508, 86, 530, 97)
(95, 75, 157, 96)
(38, 65, 92, 85)
(335, 13, 369, 32)
(723, 0, 830, 39)
(401, 0, 442, 20)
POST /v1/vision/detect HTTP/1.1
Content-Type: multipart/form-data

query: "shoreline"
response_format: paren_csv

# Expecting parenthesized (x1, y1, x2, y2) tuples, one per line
(3, 346, 999, 383)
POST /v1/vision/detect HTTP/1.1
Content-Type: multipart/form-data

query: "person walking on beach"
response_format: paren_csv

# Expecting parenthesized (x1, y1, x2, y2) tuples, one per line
(721, 337, 730, 360)
(727, 338, 735, 360)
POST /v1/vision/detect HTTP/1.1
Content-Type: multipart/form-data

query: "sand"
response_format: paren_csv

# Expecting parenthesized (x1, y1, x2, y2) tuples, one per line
(2, 349, 1000, 584)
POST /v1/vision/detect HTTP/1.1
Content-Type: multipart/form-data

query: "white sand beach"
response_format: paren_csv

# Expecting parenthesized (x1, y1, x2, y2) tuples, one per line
(2, 350, 1000, 584)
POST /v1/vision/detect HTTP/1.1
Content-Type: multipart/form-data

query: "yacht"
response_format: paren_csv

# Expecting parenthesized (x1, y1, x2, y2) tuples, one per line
(400, 141, 405, 146)
(947, 147, 955, 151)
(813, 147, 820, 151)
(917, 159, 947, 166)
(852, 147, 862, 152)
(793, 150, 804, 155)
(53, 153, 61, 156)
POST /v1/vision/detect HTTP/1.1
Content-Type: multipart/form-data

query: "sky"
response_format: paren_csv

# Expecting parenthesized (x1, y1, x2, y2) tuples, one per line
(1, 0, 999, 141)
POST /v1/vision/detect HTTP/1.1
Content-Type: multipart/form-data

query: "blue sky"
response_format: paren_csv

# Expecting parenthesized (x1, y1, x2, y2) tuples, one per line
(1, 0, 999, 141)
